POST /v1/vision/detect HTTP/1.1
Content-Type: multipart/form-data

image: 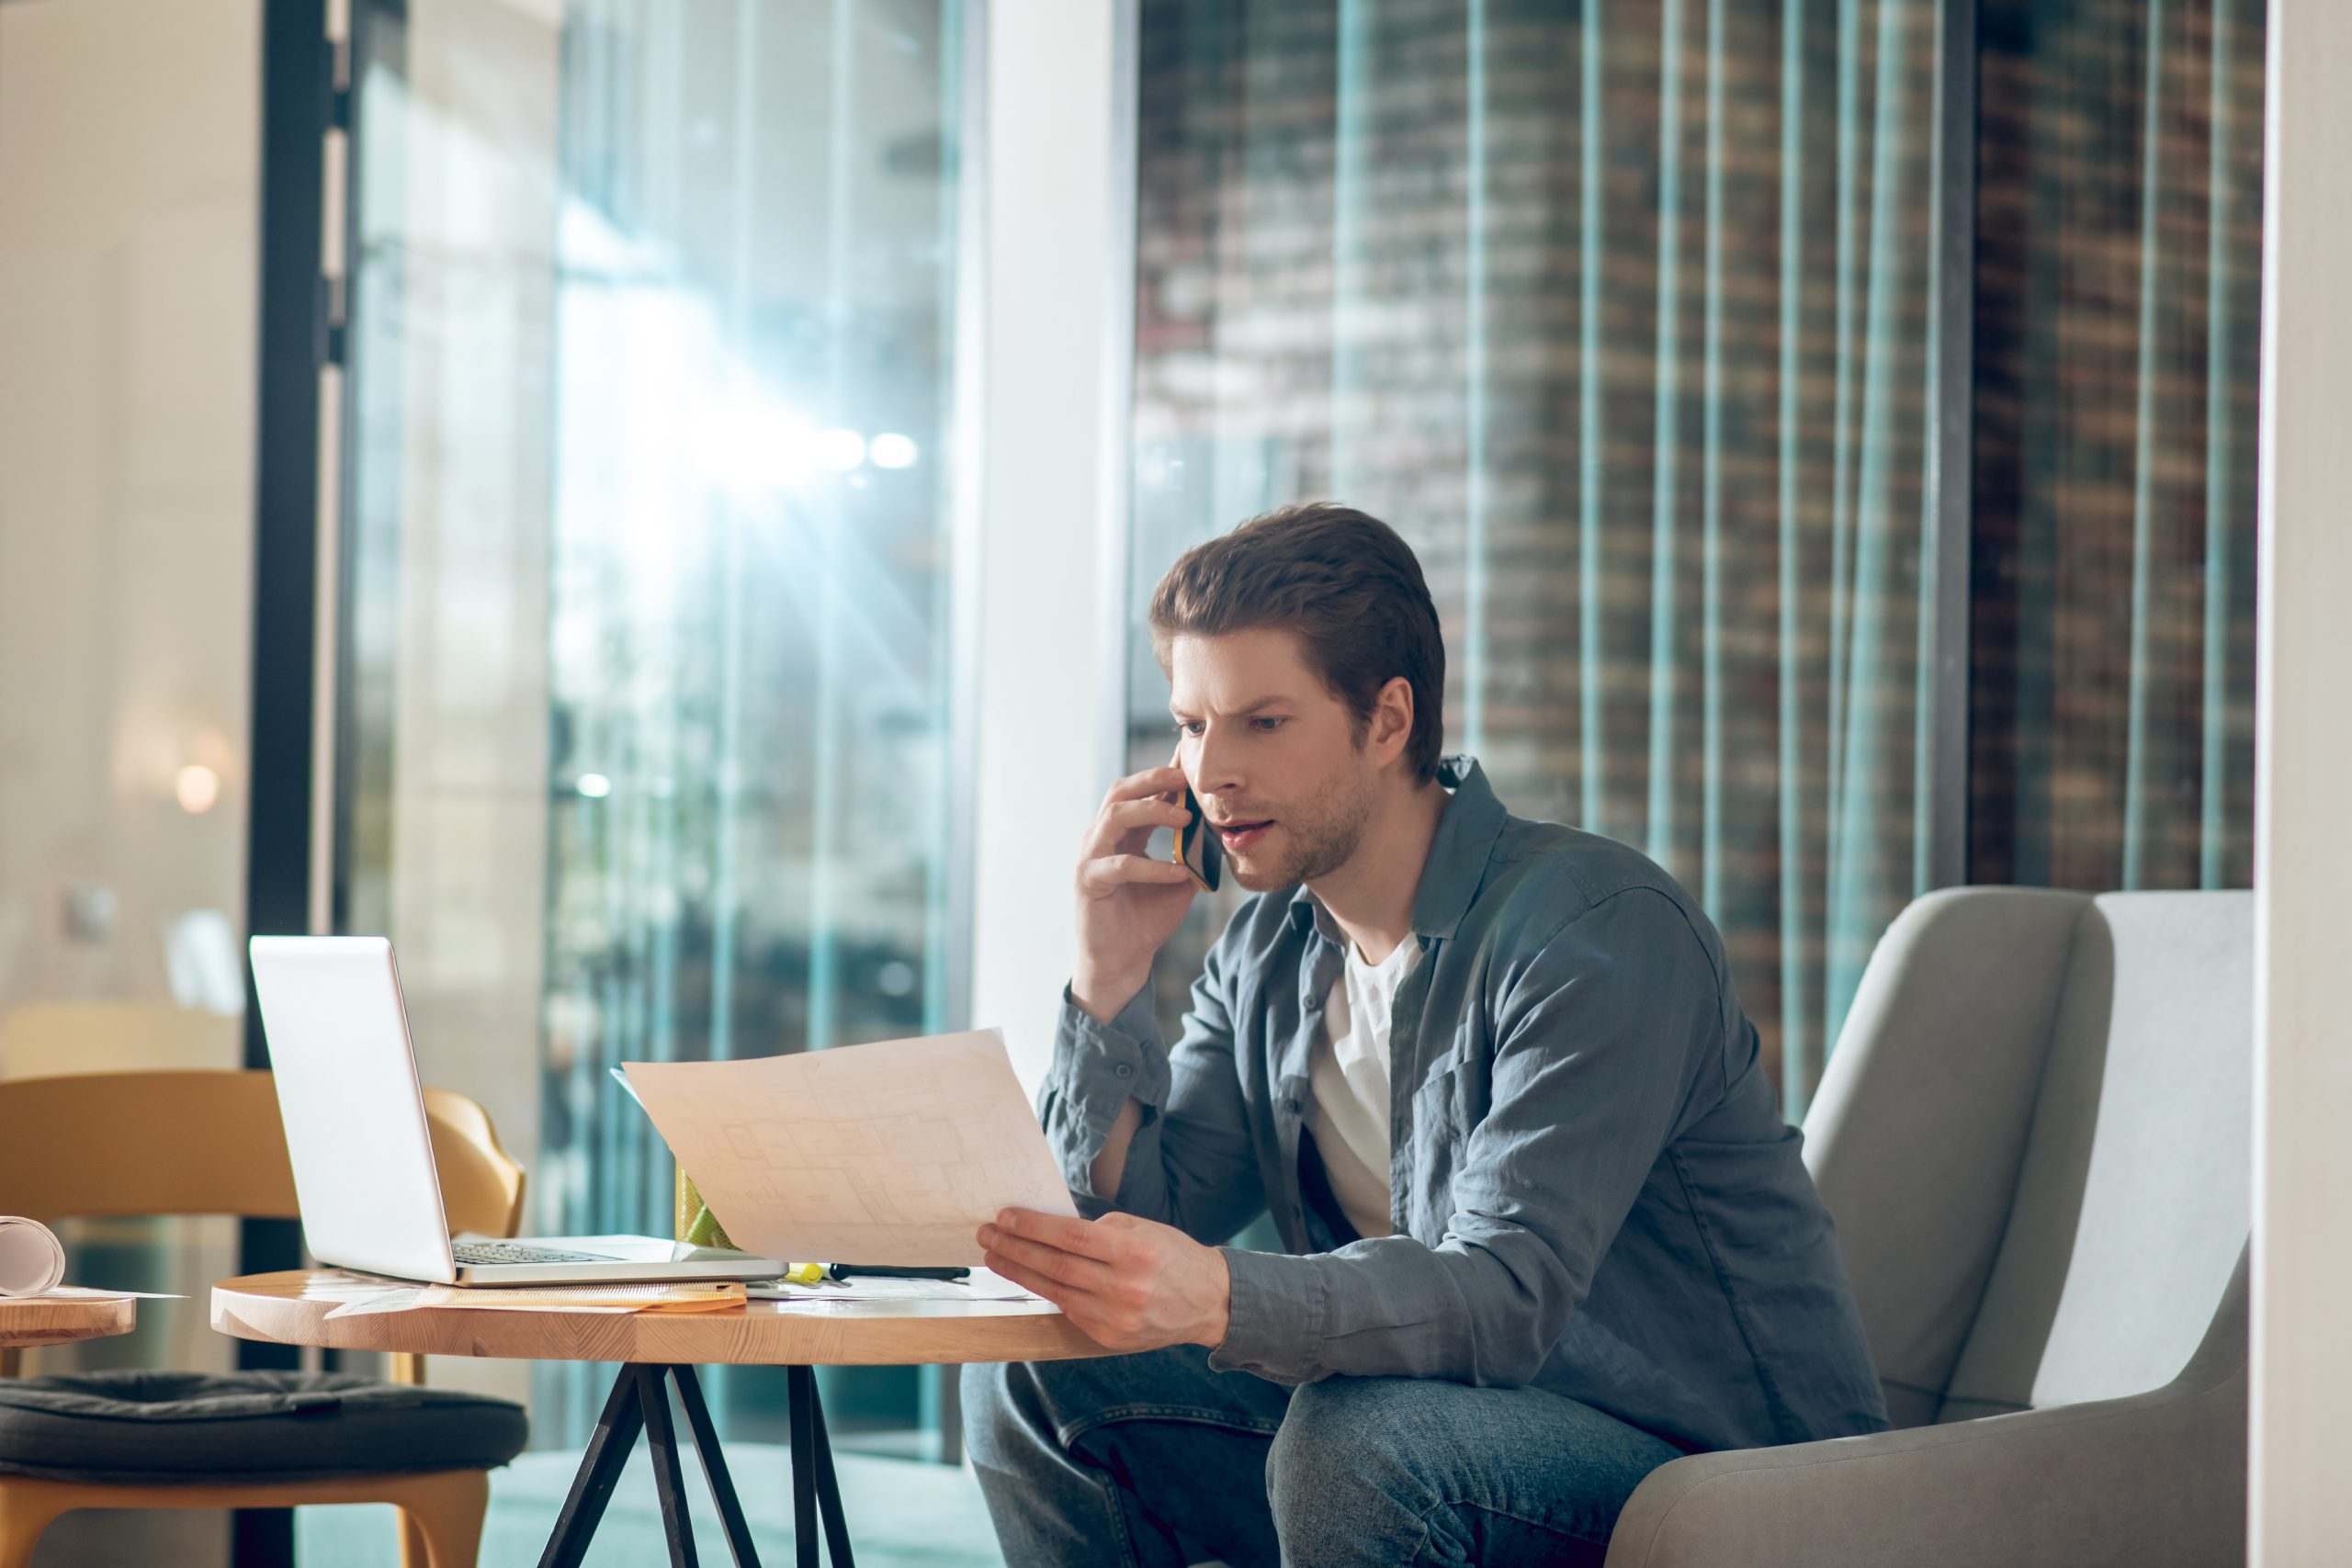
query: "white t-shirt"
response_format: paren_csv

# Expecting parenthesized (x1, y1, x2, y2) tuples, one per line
(1305, 933, 1423, 1240)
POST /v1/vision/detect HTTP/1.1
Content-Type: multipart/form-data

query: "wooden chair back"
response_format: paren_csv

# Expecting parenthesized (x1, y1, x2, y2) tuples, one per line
(0, 1002, 240, 1080)
(0, 1070, 525, 1240)
(420, 1087, 529, 1241)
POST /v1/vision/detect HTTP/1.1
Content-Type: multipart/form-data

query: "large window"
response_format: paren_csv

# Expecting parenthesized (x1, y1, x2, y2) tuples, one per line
(1124, 0, 2260, 1114)
(335, 0, 975, 1451)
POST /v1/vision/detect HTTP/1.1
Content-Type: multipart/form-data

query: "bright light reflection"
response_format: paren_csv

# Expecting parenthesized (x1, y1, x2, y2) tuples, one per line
(868, 432, 918, 469)
(174, 764, 220, 815)
(816, 428, 866, 471)
(576, 773, 613, 799)
(700, 399, 818, 494)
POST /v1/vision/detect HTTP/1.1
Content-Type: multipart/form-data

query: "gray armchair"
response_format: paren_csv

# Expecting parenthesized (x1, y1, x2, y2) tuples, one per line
(1606, 887, 2251, 1568)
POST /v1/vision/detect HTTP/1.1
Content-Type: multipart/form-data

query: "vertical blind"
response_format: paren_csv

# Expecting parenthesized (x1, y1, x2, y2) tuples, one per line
(1970, 0, 2261, 901)
(1126, 0, 2259, 1113)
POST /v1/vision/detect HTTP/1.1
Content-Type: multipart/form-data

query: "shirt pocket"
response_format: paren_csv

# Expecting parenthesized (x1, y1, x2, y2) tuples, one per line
(1408, 1045, 1487, 1153)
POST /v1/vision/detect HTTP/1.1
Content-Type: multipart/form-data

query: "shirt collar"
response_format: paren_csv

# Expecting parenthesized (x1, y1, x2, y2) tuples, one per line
(1285, 754, 1505, 944)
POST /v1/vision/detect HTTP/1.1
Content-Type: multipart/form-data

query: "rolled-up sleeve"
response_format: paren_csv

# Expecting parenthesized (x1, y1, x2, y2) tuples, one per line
(1209, 886, 1722, 1386)
(1036, 924, 1268, 1246)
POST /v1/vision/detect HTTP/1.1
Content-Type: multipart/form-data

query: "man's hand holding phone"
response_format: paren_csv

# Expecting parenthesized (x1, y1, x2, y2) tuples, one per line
(1071, 762, 1204, 1025)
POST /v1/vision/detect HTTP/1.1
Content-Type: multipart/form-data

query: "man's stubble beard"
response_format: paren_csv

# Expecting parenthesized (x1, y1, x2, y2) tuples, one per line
(1230, 756, 1381, 892)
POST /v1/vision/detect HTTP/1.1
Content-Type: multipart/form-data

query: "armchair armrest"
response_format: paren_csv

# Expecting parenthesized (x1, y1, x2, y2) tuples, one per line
(1605, 1269, 2246, 1568)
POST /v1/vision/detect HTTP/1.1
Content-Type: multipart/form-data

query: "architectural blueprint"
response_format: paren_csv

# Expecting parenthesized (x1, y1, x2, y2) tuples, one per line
(623, 1028, 1078, 1266)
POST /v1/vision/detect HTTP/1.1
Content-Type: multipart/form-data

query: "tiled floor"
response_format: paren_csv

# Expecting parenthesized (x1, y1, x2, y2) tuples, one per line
(298, 1442, 1004, 1566)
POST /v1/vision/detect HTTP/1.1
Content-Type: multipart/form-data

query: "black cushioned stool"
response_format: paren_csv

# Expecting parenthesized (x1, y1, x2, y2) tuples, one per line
(0, 1370, 527, 1485)
(0, 1368, 527, 1568)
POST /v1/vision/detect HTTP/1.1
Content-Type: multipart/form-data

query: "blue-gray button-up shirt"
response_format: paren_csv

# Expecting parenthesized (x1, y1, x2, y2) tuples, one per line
(1040, 756, 1889, 1454)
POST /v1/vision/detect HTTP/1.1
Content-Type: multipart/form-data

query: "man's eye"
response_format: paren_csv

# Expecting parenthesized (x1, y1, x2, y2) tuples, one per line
(1173, 720, 1204, 737)
(1251, 717, 1283, 731)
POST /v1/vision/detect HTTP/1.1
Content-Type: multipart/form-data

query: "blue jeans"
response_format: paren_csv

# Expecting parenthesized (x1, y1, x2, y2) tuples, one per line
(962, 1347, 1685, 1566)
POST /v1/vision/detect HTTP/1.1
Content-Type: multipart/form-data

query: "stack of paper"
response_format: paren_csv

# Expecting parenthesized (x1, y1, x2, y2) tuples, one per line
(414, 1281, 747, 1314)
(322, 1279, 747, 1318)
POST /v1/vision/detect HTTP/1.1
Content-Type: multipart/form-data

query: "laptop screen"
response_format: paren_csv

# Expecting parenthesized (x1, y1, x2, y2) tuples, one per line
(249, 936, 457, 1284)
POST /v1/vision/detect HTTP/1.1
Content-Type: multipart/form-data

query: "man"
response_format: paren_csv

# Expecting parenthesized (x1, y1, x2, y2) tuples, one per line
(965, 503, 1886, 1566)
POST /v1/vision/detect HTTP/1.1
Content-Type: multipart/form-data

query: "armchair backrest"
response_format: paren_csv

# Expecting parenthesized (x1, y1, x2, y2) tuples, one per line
(1932, 891, 2251, 1422)
(1804, 887, 2252, 1428)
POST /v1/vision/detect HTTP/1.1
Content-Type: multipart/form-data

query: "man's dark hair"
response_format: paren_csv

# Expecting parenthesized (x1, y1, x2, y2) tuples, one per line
(1148, 502, 1446, 784)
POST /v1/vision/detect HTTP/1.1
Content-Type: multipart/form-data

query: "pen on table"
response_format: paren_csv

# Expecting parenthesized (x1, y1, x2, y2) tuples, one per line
(823, 1265, 970, 1283)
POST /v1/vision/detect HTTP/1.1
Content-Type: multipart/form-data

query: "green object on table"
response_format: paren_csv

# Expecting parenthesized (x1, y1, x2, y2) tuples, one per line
(675, 1170, 735, 1252)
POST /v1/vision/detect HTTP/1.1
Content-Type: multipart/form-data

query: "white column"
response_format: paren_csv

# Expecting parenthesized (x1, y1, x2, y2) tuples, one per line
(968, 0, 1133, 1092)
(2250, 3, 2352, 1561)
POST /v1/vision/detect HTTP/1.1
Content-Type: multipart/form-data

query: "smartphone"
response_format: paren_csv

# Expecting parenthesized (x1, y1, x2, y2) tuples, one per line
(1170, 750, 1222, 894)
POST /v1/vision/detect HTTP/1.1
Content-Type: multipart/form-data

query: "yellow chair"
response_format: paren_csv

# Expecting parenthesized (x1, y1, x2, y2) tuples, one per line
(0, 1069, 529, 1568)
(0, 1000, 242, 1079)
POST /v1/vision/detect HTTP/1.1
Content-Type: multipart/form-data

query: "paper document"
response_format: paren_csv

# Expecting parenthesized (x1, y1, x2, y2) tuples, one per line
(0, 1217, 177, 1300)
(0, 1216, 65, 1297)
(746, 1266, 1035, 1303)
(624, 1029, 1076, 1267)
(322, 1283, 430, 1319)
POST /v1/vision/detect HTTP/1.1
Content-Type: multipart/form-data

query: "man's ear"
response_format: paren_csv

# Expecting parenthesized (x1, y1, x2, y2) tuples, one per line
(1369, 676, 1414, 767)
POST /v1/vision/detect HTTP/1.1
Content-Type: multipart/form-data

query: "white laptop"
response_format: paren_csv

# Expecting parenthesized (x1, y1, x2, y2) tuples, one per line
(249, 935, 784, 1287)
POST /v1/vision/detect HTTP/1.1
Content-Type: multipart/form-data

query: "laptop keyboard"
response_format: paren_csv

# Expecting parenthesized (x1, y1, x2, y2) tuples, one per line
(453, 1241, 616, 1266)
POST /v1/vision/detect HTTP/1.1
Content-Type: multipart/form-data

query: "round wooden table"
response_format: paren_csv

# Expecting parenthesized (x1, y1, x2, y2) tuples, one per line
(212, 1271, 1108, 1567)
(0, 1293, 137, 1353)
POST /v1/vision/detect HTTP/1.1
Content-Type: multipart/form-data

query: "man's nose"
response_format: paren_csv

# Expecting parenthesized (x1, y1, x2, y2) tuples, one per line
(1193, 725, 1246, 797)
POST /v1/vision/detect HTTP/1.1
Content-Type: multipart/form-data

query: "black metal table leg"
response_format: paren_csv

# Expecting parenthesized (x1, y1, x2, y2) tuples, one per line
(786, 1365, 856, 1568)
(538, 1360, 849, 1568)
(538, 1365, 650, 1568)
(674, 1365, 763, 1568)
(639, 1365, 702, 1568)
(806, 1375, 854, 1568)
(789, 1367, 820, 1568)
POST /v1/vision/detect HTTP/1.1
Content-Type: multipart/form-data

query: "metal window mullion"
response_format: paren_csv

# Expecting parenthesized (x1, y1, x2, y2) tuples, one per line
(242, 0, 336, 1450)
(807, 0, 859, 1055)
(1464, 0, 1489, 757)
(2199, 0, 2237, 889)
(1645, 0, 1686, 868)
(1330, 0, 1373, 498)
(1776, 0, 1813, 1121)
(1701, 0, 1726, 917)
(1826, 0, 1916, 1047)
(2122, 0, 2170, 892)
(1096, 0, 1141, 790)
(1577, 0, 1606, 835)
(1928, 0, 1977, 892)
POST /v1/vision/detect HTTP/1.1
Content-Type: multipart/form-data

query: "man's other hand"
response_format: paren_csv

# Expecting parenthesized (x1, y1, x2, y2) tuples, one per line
(978, 1207, 1232, 1354)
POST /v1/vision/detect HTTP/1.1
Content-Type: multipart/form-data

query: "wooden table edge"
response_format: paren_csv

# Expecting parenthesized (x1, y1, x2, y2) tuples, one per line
(0, 1292, 139, 1350)
(210, 1270, 1110, 1367)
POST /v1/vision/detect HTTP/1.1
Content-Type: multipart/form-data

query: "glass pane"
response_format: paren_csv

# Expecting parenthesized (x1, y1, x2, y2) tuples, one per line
(1970, 0, 2262, 893)
(339, 0, 971, 1453)
(0, 0, 259, 1381)
(1129, 0, 1943, 1113)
